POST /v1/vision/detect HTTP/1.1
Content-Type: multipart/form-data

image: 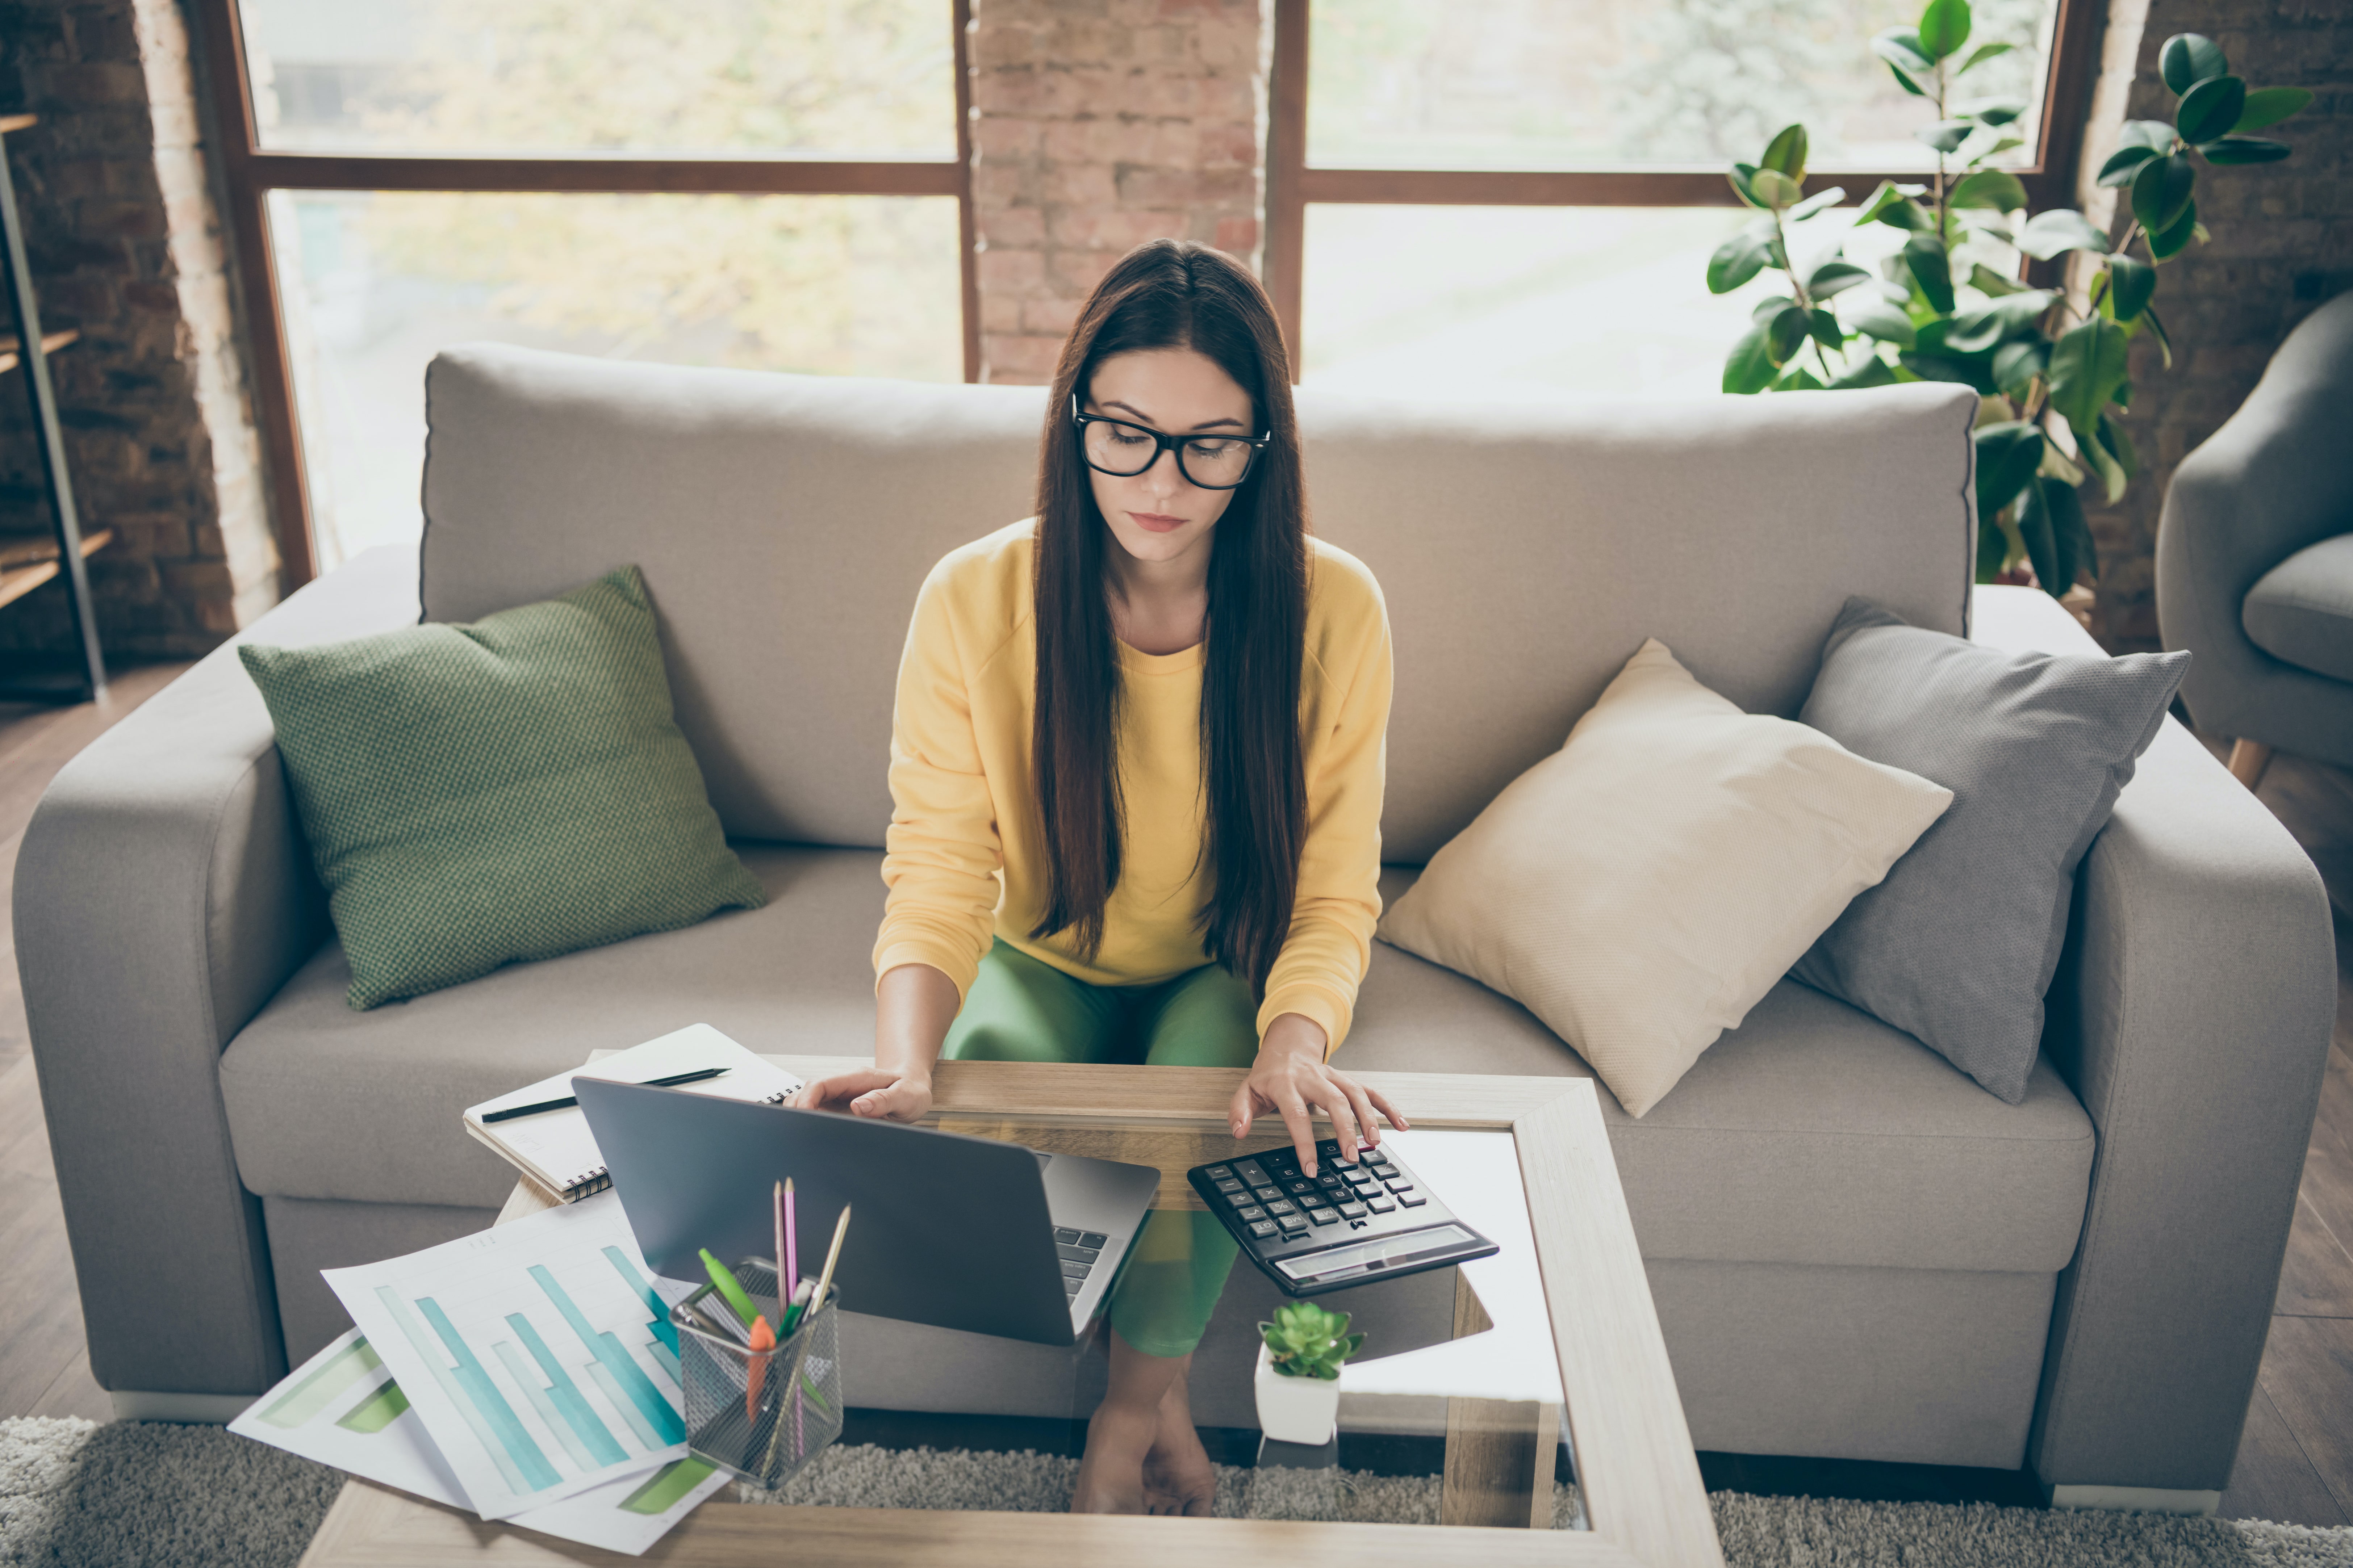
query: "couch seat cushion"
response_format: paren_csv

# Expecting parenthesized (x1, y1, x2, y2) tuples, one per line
(1336, 869, 2094, 1275)
(2244, 533, 2353, 683)
(221, 846, 885, 1210)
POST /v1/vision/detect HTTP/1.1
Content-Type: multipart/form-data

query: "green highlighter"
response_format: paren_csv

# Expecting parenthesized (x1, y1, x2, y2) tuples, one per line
(699, 1248, 762, 1329)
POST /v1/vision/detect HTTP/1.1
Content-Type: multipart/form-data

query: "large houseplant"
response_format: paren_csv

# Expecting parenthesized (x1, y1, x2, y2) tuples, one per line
(1706, 0, 2310, 599)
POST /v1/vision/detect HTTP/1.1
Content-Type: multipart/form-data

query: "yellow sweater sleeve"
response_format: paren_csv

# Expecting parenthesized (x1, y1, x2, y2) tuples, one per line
(1257, 567, 1393, 1056)
(873, 563, 1002, 1002)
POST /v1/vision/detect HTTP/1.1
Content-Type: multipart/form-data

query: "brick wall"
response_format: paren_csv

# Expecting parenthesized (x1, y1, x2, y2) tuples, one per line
(0, 0, 278, 661)
(2071, 0, 2352, 651)
(968, 0, 1272, 385)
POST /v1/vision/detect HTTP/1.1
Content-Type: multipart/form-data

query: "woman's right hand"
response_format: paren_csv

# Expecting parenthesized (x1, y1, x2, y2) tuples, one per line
(790, 1069, 933, 1124)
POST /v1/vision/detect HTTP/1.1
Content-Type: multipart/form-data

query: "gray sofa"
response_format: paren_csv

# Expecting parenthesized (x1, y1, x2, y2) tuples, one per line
(2158, 289, 2353, 784)
(18, 344, 2338, 1510)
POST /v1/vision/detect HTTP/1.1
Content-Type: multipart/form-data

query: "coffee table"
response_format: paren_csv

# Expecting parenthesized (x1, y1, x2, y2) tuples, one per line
(298, 1059, 1723, 1567)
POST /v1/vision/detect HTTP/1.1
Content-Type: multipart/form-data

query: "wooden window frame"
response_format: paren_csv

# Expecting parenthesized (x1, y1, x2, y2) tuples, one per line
(191, 0, 981, 591)
(1263, 0, 2103, 373)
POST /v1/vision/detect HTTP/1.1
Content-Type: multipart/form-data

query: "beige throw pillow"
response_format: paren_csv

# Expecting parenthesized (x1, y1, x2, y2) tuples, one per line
(1378, 639, 1952, 1118)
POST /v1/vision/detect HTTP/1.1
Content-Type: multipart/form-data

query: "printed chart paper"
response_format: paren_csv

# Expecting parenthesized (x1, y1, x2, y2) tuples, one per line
(325, 1194, 698, 1519)
(230, 1328, 729, 1555)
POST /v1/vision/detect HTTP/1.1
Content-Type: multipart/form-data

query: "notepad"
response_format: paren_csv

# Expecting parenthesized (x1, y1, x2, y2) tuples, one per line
(463, 1024, 803, 1203)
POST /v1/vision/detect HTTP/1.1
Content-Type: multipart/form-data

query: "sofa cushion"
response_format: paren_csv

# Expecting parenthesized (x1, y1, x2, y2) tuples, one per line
(1345, 869, 2093, 1276)
(2243, 533, 2353, 683)
(220, 845, 886, 1211)
(223, 853, 2093, 1280)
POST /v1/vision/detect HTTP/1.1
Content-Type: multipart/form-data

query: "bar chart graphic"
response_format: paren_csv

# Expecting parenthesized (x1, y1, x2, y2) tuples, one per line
(325, 1194, 697, 1520)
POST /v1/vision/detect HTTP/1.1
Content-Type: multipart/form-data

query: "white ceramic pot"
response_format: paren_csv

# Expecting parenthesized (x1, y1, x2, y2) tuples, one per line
(1253, 1342, 1340, 1446)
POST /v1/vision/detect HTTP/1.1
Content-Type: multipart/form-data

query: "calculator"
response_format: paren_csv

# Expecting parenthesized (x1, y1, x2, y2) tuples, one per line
(1188, 1138, 1499, 1297)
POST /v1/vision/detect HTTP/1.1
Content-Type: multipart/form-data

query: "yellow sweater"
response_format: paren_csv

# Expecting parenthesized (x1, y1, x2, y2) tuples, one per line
(873, 519, 1392, 1052)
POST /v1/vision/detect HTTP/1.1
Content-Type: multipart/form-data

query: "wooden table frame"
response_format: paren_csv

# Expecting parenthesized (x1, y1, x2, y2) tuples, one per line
(298, 1061, 1725, 1567)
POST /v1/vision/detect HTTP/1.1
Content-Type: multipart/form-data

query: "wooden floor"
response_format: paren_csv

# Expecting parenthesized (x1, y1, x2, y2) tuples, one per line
(0, 668, 2347, 1525)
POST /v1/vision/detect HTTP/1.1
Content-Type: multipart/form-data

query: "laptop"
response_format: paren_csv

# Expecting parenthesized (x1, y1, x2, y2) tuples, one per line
(573, 1077, 1160, 1346)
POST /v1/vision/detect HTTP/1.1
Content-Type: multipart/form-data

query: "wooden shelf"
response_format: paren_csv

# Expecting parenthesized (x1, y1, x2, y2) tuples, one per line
(0, 115, 35, 137)
(0, 528, 111, 611)
(0, 328, 79, 376)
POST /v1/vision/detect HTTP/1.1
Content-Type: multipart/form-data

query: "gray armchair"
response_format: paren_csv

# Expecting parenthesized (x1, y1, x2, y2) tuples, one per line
(2157, 290, 2353, 785)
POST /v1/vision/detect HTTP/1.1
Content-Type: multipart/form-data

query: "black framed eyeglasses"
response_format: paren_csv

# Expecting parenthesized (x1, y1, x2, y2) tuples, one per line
(1071, 395, 1270, 491)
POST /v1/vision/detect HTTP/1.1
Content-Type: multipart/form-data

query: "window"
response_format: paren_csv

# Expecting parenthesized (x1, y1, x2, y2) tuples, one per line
(1266, 0, 2098, 397)
(199, 0, 976, 580)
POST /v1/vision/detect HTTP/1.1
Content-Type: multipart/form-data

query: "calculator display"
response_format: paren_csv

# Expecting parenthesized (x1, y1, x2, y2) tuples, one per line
(1274, 1224, 1479, 1287)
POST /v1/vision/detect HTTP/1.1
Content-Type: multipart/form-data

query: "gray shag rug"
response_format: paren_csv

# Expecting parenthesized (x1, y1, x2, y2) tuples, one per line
(6, 1418, 2352, 1567)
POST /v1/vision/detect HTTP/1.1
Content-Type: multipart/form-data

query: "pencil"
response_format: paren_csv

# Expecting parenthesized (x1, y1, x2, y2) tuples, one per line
(758, 1204, 850, 1481)
(782, 1178, 798, 1300)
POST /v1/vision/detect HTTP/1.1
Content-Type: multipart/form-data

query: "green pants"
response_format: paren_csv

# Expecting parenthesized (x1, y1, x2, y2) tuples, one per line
(942, 939, 1257, 1359)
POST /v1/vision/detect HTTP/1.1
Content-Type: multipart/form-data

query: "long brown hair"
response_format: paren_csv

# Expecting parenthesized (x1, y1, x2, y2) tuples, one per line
(1029, 240, 1308, 997)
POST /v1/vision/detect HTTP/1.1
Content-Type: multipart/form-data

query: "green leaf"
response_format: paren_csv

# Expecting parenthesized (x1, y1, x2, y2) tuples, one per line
(1760, 123, 1809, 180)
(1872, 27, 1936, 74)
(2119, 119, 2177, 152)
(2147, 196, 2199, 259)
(1970, 262, 2028, 296)
(1787, 186, 1848, 222)
(1750, 168, 1803, 209)
(1956, 41, 2015, 74)
(2131, 152, 2195, 236)
(2047, 476, 2097, 586)
(1992, 338, 2049, 393)
(2015, 208, 2111, 259)
(1708, 231, 1774, 294)
(2074, 415, 2127, 503)
(1967, 100, 2028, 127)
(1832, 354, 1899, 389)
(1973, 134, 2027, 162)
(1767, 303, 1811, 364)
(2141, 304, 2174, 369)
(1808, 307, 1846, 352)
(1806, 259, 1872, 299)
(1752, 294, 1797, 323)
(2234, 86, 2313, 133)
(1949, 168, 2028, 210)
(2014, 471, 2062, 592)
(2199, 136, 2292, 164)
(2159, 33, 2227, 96)
(1903, 233, 1955, 314)
(1975, 420, 2046, 521)
(1901, 348, 1999, 394)
(1724, 325, 1776, 394)
(1946, 290, 2056, 352)
(1773, 366, 1828, 391)
(1886, 59, 1928, 96)
(1977, 504, 2012, 580)
(2047, 318, 2131, 437)
(1855, 180, 1931, 230)
(1916, 119, 1975, 153)
(2106, 254, 2156, 321)
(2097, 410, 2140, 480)
(1727, 163, 1765, 209)
(2176, 74, 2247, 145)
(1919, 0, 1972, 60)
(2096, 144, 2161, 187)
(1846, 298, 1918, 347)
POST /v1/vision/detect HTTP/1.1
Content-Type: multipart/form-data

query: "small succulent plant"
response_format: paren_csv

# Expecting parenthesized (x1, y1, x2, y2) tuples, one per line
(1259, 1300, 1364, 1381)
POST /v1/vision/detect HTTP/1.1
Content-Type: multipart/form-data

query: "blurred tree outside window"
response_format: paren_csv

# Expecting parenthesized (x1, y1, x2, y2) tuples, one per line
(237, 0, 961, 566)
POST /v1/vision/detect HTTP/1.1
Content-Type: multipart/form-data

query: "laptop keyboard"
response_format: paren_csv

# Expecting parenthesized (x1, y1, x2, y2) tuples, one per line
(1053, 1227, 1110, 1303)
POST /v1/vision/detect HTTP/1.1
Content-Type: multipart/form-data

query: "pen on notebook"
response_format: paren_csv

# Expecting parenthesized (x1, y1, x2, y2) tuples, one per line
(481, 1067, 729, 1122)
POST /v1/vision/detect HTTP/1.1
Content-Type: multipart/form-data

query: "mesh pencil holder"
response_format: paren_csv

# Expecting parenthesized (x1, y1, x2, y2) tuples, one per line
(672, 1258, 843, 1487)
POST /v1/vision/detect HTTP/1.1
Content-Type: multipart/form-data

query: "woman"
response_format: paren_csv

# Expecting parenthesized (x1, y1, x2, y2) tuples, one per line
(793, 239, 1401, 1516)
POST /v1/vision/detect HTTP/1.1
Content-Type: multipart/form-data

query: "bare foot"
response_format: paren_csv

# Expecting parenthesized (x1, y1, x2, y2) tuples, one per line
(1070, 1399, 1155, 1514)
(1141, 1375, 1217, 1516)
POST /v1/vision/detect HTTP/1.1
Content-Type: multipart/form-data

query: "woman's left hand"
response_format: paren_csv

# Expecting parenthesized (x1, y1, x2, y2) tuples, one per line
(1231, 1013, 1409, 1177)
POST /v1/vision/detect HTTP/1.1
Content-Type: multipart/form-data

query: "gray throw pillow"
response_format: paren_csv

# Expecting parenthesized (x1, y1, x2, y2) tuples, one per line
(1791, 597, 2189, 1102)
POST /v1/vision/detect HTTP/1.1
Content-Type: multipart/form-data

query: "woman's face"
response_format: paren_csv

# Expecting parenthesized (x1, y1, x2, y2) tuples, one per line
(1081, 347, 1257, 569)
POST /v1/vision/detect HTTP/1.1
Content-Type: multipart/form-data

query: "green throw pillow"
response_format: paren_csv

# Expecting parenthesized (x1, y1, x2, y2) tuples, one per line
(239, 566, 766, 1009)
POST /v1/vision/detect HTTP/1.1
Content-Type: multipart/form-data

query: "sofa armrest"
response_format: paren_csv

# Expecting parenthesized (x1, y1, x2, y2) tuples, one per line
(16, 546, 420, 1397)
(1973, 586, 2337, 1494)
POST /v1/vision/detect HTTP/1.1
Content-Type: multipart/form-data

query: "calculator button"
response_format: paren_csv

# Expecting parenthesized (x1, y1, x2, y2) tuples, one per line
(1255, 1187, 1283, 1203)
(1248, 1220, 1278, 1239)
(1266, 1199, 1297, 1216)
(1215, 1178, 1245, 1194)
(1399, 1193, 1428, 1207)
(1234, 1162, 1269, 1186)
(1337, 1202, 1369, 1220)
(1366, 1197, 1397, 1214)
(1205, 1166, 1233, 1180)
(1361, 1148, 1389, 1166)
(1317, 1139, 1342, 1156)
(1287, 1179, 1317, 1194)
(1237, 1206, 1266, 1223)
(1383, 1180, 1413, 1194)
(1278, 1222, 1309, 1240)
(1227, 1191, 1257, 1210)
(1317, 1173, 1346, 1190)
(1308, 1207, 1340, 1225)
(1297, 1193, 1325, 1209)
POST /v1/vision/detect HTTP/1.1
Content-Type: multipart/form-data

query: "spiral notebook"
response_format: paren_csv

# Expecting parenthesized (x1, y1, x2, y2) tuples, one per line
(462, 1024, 804, 1203)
